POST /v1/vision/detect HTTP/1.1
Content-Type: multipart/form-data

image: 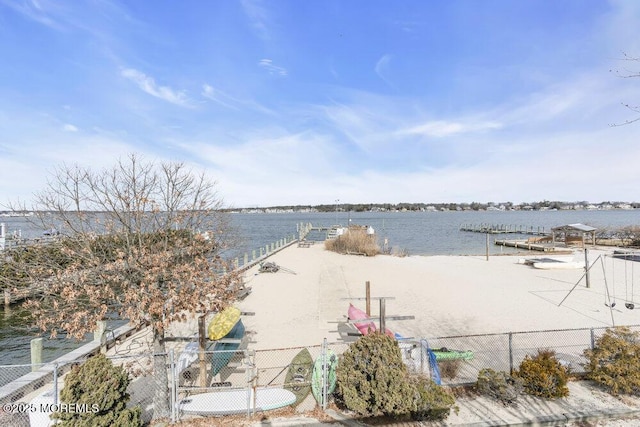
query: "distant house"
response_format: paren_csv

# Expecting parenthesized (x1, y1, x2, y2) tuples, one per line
(551, 223, 597, 247)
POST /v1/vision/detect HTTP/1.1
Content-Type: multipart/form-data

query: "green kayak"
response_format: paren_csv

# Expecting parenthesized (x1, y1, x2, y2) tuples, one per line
(432, 347, 474, 361)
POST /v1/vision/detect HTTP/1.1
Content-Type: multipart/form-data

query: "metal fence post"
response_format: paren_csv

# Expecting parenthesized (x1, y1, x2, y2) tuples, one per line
(508, 332, 514, 375)
(246, 350, 252, 418)
(53, 363, 59, 405)
(322, 338, 328, 410)
(169, 349, 176, 424)
(590, 328, 596, 349)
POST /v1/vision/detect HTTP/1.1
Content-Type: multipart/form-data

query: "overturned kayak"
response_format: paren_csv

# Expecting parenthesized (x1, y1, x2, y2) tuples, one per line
(432, 347, 474, 361)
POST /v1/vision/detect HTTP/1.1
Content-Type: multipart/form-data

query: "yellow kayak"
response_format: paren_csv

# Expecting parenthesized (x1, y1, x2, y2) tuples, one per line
(207, 306, 241, 340)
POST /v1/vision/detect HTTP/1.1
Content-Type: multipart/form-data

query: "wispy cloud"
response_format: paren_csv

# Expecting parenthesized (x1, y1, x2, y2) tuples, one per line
(201, 83, 277, 116)
(258, 59, 288, 76)
(240, 0, 271, 41)
(0, 0, 66, 30)
(201, 84, 240, 110)
(374, 54, 393, 87)
(62, 124, 78, 132)
(402, 120, 502, 138)
(121, 68, 191, 107)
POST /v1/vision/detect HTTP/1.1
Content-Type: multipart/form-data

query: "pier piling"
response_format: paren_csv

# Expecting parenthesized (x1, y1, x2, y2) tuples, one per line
(94, 320, 107, 347)
(30, 337, 43, 370)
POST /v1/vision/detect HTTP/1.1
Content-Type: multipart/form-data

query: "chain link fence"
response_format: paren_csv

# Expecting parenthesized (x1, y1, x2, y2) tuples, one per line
(2, 324, 640, 426)
(428, 324, 640, 385)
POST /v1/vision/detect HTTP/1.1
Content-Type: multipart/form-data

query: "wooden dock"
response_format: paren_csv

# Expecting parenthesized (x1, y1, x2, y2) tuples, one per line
(494, 239, 571, 253)
(460, 223, 551, 236)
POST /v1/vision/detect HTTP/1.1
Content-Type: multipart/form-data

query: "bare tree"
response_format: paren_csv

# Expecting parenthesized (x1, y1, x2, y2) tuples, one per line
(8, 154, 240, 419)
(611, 53, 640, 126)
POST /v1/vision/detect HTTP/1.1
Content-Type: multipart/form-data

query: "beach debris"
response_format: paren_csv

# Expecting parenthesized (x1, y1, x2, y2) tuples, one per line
(258, 262, 296, 274)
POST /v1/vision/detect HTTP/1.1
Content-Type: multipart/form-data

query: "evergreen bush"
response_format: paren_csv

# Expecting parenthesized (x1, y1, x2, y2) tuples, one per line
(514, 349, 569, 399)
(336, 332, 412, 417)
(476, 368, 523, 406)
(584, 326, 640, 396)
(335, 333, 457, 421)
(54, 353, 142, 427)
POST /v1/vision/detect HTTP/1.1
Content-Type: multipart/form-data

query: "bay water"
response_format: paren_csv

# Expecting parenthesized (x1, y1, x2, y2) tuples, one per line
(1, 209, 639, 368)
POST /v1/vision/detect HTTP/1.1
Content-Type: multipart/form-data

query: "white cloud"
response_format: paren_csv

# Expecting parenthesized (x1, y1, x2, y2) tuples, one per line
(62, 123, 78, 132)
(121, 68, 192, 107)
(258, 59, 288, 76)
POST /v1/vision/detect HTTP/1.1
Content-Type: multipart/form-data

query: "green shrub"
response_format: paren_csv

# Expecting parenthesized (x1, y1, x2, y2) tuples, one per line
(54, 354, 142, 427)
(514, 349, 569, 399)
(410, 376, 457, 421)
(476, 368, 523, 406)
(336, 332, 412, 417)
(335, 333, 456, 421)
(584, 326, 640, 396)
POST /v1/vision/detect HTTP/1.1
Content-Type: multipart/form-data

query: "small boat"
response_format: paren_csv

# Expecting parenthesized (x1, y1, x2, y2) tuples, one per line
(431, 347, 474, 361)
(347, 304, 394, 337)
(179, 387, 296, 415)
(211, 319, 245, 376)
(42, 228, 59, 236)
(176, 341, 199, 375)
(311, 349, 338, 405)
(613, 250, 640, 262)
(208, 306, 241, 340)
(284, 348, 314, 407)
(520, 257, 583, 270)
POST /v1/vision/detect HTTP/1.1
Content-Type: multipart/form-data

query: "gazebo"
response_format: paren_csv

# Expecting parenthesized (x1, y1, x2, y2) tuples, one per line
(551, 223, 597, 247)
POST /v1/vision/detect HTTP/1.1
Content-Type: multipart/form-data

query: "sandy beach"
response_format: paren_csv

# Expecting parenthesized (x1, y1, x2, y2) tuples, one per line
(167, 241, 639, 426)
(238, 243, 635, 350)
(14, 242, 639, 427)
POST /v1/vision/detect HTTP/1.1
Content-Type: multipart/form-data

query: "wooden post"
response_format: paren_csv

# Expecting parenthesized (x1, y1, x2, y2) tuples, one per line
(94, 320, 106, 349)
(199, 315, 207, 387)
(365, 281, 371, 316)
(4, 289, 10, 306)
(584, 248, 590, 289)
(31, 337, 43, 371)
(485, 233, 490, 261)
(379, 299, 386, 335)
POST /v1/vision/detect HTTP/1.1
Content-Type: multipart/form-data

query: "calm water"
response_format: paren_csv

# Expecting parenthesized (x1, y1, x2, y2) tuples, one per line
(1, 209, 639, 367)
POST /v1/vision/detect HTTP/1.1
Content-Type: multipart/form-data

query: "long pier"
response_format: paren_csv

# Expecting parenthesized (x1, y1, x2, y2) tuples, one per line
(460, 223, 551, 236)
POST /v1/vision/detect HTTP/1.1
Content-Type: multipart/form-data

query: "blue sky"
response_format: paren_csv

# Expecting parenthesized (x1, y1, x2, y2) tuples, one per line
(1, 0, 640, 208)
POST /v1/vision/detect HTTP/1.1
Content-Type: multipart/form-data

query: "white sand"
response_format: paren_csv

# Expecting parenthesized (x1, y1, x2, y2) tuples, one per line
(239, 244, 636, 349)
(235, 244, 640, 424)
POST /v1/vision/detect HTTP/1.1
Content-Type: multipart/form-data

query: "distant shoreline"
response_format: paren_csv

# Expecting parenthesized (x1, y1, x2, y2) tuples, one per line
(226, 201, 638, 213)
